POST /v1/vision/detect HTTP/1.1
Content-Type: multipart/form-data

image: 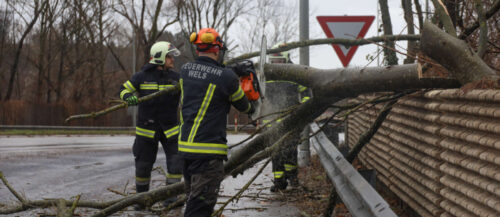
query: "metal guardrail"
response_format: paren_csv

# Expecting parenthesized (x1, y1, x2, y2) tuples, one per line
(0, 125, 135, 131)
(309, 122, 397, 217)
(0, 125, 255, 131)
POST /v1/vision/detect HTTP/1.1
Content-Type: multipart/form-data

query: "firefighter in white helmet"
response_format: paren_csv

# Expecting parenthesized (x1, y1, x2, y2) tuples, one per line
(119, 41, 183, 210)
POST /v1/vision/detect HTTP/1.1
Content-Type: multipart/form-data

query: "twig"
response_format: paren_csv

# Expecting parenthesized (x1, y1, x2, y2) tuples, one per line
(122, 180, 129, 195)
(107, 188, 127, 197)
(228, 106, 297, 150)
(68, 195, 81, 216)
(212, 158, 270, 216)
(153, 166, 168, 179)
(222, 207, 268, 211)
(0, 171, 27, 204)
(64, 85, 179, 123)
(230, 131, 295, 177)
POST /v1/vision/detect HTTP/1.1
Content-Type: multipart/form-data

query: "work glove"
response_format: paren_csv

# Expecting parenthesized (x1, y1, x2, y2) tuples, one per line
(125, 96, 138, 106)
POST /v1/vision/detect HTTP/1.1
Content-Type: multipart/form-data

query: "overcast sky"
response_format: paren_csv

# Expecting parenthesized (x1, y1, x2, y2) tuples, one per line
(299, 0, 430, 69)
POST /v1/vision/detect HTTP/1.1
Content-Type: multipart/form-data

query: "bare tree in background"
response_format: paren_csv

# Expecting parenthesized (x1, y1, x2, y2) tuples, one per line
(378, 0, 398, 65)
(174, 0, 250, 59)
(112, 0, 179, 69)
(3, 0, 47, 101)
(402, 0, 416, 64)
(235, 0, 299, 58)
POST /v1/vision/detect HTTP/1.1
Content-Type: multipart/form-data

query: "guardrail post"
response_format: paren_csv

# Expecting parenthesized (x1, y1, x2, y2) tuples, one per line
(298, 125, 311, 166)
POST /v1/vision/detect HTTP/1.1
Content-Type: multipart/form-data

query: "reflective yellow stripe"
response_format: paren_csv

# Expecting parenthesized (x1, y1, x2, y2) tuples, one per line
(120, 89, 133, 100)
(164, 126, 179, 139)
(263, 119, 272, 128)
(285, 164, 297, 171)
(135, 176, 150, 185)
(188, 83, 216, 143)
(140, 83, 159, 90)
(136, 127, 155, 139)
(159, 84, 174, 90)
(301, 96, 310, 103)
(124, 80, 136, 92)
(178, 140, 227, 155)
(230, 86, 245, 102)
(179, 79, 184, 139)
(166, 173, 183, 179)
(298, 85, 307, 92)
(273, 171, 284, 178)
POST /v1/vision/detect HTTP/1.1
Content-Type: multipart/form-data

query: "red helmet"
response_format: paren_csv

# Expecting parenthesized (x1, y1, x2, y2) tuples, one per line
(190, 28, 225, 53)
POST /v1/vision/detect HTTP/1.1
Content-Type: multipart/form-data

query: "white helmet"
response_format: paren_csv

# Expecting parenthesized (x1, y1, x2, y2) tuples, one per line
(149, 41, 181, 65)
(268, 43, 290, 63)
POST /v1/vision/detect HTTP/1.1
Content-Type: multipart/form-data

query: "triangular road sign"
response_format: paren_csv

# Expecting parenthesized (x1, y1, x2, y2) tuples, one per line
(317, 16, 375, 67)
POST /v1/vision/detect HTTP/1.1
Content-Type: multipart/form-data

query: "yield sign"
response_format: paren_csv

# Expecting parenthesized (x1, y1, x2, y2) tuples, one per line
(317, 16, 375, 67)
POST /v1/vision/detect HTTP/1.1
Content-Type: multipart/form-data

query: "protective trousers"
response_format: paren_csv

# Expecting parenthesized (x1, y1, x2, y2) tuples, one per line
(183, 158, 224, 217)
(271, 132, 299, 187)
(133, 127, 183, 193)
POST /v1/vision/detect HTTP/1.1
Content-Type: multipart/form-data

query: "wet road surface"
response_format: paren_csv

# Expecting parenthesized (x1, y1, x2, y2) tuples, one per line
(0, 135, 300, 216)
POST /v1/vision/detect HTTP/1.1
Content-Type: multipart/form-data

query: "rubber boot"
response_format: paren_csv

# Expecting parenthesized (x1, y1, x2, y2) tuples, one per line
(163, 178, 181, 207)
(134, 183, 149, 211)
(270, 177, 288, 192)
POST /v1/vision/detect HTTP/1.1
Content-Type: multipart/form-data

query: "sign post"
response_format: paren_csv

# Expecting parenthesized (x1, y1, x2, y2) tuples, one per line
(317, 16, 375, 67)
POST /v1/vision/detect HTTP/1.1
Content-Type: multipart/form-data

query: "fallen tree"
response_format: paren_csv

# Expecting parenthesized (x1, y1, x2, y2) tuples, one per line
(4, 22, 498, 216)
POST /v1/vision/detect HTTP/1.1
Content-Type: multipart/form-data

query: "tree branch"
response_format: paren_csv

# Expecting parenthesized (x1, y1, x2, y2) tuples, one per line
(64, 85, 179, 123)
(459, 0, 500, 39)
(227, 35, 420, 64)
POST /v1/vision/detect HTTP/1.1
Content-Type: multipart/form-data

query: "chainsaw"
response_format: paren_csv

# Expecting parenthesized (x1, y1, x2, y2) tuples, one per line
(229, 36, 267, 120)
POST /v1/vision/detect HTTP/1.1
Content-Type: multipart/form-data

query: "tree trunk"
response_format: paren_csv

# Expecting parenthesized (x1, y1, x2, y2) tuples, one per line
(474, 0, 488, 58)
(402, 0, 416, 64)
(4, 1, 45, 100)
(420, 21, 498, 85)
(414, 0, 424, 30)
(378, 0, 398, 65)
(263, 63, 459, 98)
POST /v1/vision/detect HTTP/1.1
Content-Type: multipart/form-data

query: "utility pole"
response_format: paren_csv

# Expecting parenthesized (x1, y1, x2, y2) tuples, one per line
(128, 28, 137, 127)
(298, 0, 310, 167)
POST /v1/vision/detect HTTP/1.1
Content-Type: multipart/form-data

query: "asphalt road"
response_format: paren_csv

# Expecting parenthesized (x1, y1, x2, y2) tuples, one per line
(0, 135, 300, 216)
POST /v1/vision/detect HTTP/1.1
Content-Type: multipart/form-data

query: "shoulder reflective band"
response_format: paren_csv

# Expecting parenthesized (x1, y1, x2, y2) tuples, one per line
(159, 84, 174, 90)
(140, 83, 159, 90)
(136, 126, 155, 139)
(298, 85, 307, 92)
(164, 126, 179, 139)
(188, 83, 216, 143)
(273, 171, 284, 178)
(285, 164, 297, 171)
(178, 141, 228, 155)
(229, 86, 245, 102)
